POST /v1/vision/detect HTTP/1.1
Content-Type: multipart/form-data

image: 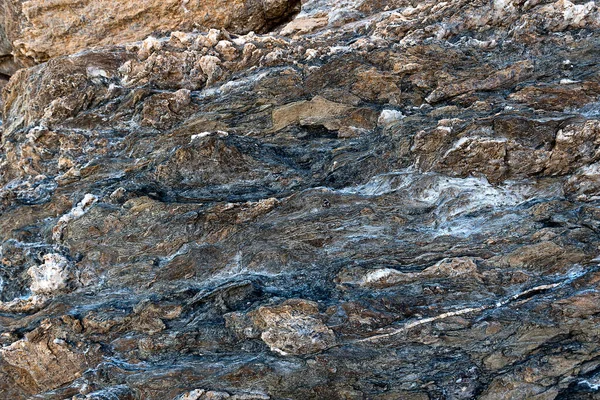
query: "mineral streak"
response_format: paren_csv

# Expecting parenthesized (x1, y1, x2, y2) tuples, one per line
(0, 0, 600, 399)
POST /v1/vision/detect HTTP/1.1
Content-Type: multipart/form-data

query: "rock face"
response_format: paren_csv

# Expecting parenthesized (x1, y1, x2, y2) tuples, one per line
(1, 0, 600, 399)
(0, 0, 301, 73)
(1, 317, 102, 392)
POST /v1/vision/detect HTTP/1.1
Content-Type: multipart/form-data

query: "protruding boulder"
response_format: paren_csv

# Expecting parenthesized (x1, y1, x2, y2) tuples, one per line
(226, 299, 337, 355)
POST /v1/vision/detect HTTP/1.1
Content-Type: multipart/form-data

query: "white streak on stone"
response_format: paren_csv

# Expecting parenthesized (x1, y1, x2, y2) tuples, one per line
(356, 282, 563, 343)
(53, 194, 98, 241)
(191, 132, 212, 141)
(362, 268, 401, 284)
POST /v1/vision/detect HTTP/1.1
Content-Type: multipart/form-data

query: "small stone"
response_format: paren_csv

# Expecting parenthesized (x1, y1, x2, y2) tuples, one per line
(378, 109, 405, 128)
(27, 254, 74, 295)
(249, 299, 336, 355)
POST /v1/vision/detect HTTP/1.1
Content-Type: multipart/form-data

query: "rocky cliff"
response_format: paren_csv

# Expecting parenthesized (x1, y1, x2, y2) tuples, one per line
(0, 0, 600, 399)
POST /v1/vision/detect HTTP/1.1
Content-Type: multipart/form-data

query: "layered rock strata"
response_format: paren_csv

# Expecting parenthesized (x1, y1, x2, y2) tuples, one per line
(0, 0, 600, 399)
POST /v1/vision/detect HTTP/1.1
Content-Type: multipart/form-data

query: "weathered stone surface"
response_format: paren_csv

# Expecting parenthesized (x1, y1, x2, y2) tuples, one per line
(0, 318, 102, 391)
(227, 299, 337, 355)
(175, 389, 270, 400)
(0, 0, 600, 399)
(0, 0, 300, 71)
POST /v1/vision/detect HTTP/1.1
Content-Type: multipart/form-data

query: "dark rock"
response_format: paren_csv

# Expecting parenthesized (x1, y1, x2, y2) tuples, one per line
(0, 0, 600, 399)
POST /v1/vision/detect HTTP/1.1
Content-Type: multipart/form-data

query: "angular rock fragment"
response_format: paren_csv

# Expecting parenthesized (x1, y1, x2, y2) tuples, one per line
(27, 253, 74, 295)
(0, 318, 102, 391)
(227, 299, 336, 355)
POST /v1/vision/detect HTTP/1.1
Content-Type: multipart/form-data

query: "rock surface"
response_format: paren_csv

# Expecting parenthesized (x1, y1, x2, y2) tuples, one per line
(1, 0, 600, 399)
(0, 0, 301, 73)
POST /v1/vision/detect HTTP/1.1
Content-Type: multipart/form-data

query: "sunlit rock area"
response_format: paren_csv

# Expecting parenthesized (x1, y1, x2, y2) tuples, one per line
(0, 0, 600, 398)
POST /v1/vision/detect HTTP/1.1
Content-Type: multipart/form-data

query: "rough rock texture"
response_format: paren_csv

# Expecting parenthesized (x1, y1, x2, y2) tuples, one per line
(1, 0, 600, 399)
(226, 298, 337, 356)
(0, 0, 301, 74)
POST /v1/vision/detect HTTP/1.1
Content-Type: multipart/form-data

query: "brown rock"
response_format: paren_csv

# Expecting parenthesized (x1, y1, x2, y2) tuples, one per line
(281, 17, 329, 36)
(544, 120, 600, 176)
(414, 117, 600, 184)
(421, 257, 479, 278)
(438, 137, 509, 183)
(2, 0, 300, 67)
(141, 89, 195, 130)
(2, 49, 127, 135)
(480, 378, 558, 400)
(552, 291, 600, 318)
(0, 318, 102, 391)
(271, 95, 376, 133)
(509, 82, 600, 111)
(130, 300, 183, 334)
(495, 241, 586, 273)
(230, 299, 337, 355)
(426, 61, 534, 104)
